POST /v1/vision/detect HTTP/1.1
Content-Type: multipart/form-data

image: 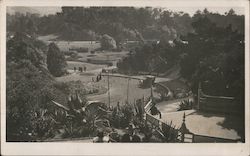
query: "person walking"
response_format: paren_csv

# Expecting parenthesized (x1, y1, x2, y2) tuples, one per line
(96, 75, 99, 82)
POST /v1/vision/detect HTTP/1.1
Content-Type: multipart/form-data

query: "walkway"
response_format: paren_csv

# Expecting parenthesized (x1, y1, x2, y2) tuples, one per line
(156, 96, 193, 113)
(161, 110, 241, 140)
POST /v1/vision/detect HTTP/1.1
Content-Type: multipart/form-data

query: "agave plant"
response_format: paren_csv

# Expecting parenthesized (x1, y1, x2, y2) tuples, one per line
(160, 121, 180, 142)
(52, 92, 111, 138)
(178, 100, 193, 111)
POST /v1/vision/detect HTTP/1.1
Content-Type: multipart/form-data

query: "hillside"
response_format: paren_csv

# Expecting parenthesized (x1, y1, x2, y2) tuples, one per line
(6, 32, 79, 141)
(7, 7, 244, 44)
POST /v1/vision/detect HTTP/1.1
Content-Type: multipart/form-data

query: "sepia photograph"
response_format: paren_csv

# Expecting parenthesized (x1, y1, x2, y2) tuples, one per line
(0, 0, 249, 155)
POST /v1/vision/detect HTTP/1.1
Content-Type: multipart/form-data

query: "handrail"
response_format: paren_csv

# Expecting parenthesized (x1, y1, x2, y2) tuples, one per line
(154, 82, 171, 94)
(144, 99, 153, 112)
(101, 73, 143, 80)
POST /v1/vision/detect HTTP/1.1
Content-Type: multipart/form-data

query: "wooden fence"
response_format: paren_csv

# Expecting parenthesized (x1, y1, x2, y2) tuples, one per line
(144, 100, 182, 142)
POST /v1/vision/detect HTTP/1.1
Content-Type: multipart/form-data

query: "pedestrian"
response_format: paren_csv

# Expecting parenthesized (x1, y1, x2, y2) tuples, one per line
(159, 111, 162, 119)
(98, 74, 101, 81)
(99, 73, 102, 80)
(84, 66, 86, 72)
(74, 67, 76, 72)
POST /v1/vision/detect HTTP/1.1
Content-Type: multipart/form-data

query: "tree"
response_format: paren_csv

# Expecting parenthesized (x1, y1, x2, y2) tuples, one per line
(47, 43, 67, 77)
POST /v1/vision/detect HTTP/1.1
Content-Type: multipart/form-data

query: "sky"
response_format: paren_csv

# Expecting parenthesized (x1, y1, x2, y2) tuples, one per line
(7, 6, 244, 16)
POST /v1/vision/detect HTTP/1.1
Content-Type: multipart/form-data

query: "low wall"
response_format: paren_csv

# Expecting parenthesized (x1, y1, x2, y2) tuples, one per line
(192, 134, 239, 143)
(101, 73, 142, 80)
(199, 90, 239, 114)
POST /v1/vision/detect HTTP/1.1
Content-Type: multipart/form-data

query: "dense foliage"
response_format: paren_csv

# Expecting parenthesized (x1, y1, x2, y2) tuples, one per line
(118, 13, 244, 103)
(179, 17, 244, 98)
(117, 41, 178, 73)
(7, 7, 243, 45)
(6, 33, 78, 141)
(110, 104, 134, 128)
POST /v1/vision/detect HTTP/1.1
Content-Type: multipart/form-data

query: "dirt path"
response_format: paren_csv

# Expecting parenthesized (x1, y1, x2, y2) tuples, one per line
(87, 76, 158, 106)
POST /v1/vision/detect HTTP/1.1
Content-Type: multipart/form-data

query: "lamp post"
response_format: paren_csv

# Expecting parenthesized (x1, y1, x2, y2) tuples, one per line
(107, 55, 111, 109)
(127, 78, 131, 104)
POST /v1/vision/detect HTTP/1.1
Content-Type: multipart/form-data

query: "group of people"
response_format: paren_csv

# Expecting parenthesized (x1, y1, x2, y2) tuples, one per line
(73, 66, 87, 72)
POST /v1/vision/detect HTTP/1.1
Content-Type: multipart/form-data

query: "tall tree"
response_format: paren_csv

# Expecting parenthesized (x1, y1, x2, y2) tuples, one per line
(47, 43, 67, 77)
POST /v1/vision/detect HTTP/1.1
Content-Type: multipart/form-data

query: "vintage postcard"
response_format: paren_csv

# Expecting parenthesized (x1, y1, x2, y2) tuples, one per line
(0, 0, 249, 155)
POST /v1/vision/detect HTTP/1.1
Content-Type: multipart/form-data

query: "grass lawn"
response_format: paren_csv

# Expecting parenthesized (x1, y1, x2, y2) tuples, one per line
(67, 61, 106, 71)
(55, 41, 101, 52)
(57, 73, 160, 107)
(77, 51, 129, 62)
(87, 76, 159, 106)
(38, 35, 101, 52)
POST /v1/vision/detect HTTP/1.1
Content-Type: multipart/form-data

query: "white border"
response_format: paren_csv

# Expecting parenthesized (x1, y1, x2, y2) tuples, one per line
(1, 0, 249, 155)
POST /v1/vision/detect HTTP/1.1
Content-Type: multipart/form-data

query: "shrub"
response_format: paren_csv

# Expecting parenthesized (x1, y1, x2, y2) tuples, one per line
(110, 104, 133, 128)
(178, 100, 193, 111)
(160, 121, 179, 142)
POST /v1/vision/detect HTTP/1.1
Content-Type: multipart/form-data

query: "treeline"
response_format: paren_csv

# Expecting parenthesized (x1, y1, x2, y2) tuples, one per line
(7, 7, 244, 45)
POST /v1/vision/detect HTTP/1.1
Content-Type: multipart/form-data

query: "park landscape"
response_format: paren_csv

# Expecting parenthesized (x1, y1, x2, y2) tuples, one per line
(6, 7, 245, 143)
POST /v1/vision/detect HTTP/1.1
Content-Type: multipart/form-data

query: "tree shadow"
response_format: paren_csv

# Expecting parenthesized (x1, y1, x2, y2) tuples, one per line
(193, 110, 244, 141)
(217, 114, 244, 142)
